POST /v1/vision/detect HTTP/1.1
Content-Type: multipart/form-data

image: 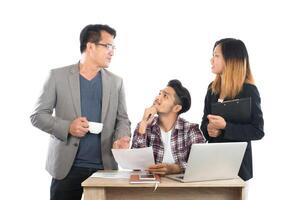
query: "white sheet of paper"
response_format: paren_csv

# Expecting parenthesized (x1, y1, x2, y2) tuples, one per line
(112, 147, 155, 170)
(90, 171, 131, 179)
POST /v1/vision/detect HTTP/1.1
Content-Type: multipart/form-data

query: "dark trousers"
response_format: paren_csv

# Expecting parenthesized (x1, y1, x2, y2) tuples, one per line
(50, 166, 98, 200)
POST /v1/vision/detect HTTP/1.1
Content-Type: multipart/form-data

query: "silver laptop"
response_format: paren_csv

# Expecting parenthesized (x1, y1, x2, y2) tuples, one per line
(167, 142, 247, 182)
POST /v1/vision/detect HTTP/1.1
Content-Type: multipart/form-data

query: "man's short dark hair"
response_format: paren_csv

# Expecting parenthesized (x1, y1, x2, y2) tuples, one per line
(167, 79, 191, 115)
(79, 24, 116, 53)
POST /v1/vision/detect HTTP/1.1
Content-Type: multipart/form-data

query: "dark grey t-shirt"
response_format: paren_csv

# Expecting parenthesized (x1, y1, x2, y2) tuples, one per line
(73, 72, 103, 169)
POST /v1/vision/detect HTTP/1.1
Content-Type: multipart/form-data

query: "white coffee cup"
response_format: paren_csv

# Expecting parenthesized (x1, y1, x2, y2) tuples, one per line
(88, 122, 103, 134)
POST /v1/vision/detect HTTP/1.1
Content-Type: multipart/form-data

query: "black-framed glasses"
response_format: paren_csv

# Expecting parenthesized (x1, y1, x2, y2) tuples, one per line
(95, 43, 116, 51)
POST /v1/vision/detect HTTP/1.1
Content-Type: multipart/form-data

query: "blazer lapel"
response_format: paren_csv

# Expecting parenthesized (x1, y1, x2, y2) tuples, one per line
(101, 69, 111, 123)
(68, 64, 81, 117)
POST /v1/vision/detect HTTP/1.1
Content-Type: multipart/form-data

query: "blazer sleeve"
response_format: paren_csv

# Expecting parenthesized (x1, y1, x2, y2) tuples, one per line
(113, 79, 131, 140)
(223, 85, 265, 141)
(30, 70, 70, 142)
(200, 88, 212, 141)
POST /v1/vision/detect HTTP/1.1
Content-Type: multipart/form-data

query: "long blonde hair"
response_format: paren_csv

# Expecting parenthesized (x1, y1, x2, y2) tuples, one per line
(211, 38, 255, 99)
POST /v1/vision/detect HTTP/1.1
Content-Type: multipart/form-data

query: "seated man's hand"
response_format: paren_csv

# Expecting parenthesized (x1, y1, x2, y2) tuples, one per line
(148, 163, 181, 176)
(112, 136, 130, 149)
(148, 163, 169, 175)
(138, 106, 157, 134)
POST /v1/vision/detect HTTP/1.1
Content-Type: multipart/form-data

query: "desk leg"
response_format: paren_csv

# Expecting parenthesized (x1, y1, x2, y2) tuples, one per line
(241, 186, 245, 200)
(84, 187, 106, 200)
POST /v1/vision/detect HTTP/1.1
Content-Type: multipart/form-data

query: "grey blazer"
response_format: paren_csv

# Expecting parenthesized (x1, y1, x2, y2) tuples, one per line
(30, 63, 131, 180)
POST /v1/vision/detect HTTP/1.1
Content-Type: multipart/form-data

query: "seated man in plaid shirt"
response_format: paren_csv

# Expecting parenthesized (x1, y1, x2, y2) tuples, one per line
(132, 79, 206, 175)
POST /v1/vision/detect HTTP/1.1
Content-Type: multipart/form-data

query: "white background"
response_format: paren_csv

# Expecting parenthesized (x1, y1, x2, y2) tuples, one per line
(0, 0, 296, 199)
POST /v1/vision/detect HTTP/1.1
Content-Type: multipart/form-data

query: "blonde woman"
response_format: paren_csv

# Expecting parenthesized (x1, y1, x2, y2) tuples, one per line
(201, 38, 264, 182)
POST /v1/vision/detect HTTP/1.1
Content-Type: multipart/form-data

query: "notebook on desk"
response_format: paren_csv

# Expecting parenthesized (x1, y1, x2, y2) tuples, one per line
(166, 142, 247, 182)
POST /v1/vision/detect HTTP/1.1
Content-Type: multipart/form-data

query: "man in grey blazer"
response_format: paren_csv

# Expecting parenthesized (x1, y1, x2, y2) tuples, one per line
(30, 24, 131, 200)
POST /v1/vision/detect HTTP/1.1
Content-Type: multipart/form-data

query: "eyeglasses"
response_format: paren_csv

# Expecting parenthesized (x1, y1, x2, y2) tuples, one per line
(95, 43, 116, 51)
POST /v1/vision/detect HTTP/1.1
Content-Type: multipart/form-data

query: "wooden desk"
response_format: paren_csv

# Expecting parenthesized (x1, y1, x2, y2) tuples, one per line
(82, 171, 245, 200)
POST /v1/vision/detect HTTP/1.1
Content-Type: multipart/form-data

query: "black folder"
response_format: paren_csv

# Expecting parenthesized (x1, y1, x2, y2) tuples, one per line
(211, 97, 251, 123)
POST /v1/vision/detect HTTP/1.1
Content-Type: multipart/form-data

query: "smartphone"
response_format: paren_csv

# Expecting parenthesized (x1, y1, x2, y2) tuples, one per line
(139, 174, 156, 180)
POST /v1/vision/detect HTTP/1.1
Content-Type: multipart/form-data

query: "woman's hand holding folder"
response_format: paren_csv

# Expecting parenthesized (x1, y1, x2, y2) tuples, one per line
(207, 114, 226, 137)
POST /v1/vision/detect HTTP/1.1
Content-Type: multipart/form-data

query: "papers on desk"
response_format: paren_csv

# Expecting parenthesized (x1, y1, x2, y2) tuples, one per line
(112, 147, 155, 170)
(91, 170, 131, 179)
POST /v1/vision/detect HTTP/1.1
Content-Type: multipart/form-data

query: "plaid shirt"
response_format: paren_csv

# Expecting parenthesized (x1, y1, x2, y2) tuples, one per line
(132, 116, 206, 170)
